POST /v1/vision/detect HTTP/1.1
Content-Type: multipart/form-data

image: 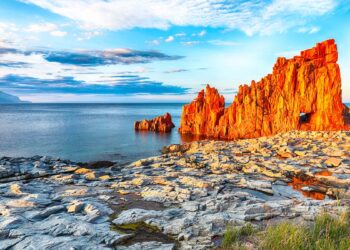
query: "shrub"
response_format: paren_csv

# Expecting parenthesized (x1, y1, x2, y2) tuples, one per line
(260, 222, 309, 250)
(221, 209, 350, 250)
(221, 223, 256, 249)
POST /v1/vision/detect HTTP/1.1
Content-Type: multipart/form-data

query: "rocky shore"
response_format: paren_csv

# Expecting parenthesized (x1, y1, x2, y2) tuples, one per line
(1, 130, 350, 249)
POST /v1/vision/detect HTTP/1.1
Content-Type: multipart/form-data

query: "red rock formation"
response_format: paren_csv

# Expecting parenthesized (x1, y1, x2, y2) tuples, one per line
(135, 113, 175, 133)
(344, 104, 350, 125)
(179, 39, 349, 139)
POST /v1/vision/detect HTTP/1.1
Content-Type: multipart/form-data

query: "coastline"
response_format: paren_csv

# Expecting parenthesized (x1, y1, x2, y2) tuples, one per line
(1, 130, 350, 249)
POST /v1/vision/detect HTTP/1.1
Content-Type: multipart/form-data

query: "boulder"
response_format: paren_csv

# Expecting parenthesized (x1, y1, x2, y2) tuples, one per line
(135, 113, 175, 133)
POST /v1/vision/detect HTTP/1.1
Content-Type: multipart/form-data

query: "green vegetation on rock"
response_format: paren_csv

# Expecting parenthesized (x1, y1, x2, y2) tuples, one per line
(222, 209, 350, 250)
(221, 223, 257, 249)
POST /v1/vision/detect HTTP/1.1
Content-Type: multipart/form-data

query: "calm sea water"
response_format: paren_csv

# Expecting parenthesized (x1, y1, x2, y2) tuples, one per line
(1, 103, 349, 163)
(0, 103, 187, 163)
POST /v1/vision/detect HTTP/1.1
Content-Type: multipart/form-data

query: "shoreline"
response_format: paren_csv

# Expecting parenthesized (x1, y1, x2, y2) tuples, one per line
(1, 130, 350, 249)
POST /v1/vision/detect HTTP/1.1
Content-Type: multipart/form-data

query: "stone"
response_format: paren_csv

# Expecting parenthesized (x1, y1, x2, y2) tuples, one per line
(324, 157, 342, 167)
(99, 175, 110, 181)
(134, 159, 153, 167)
(116, 241, 175, 250)
(31, 205, 65, 220)
(67, 201, 85, 213)
(179, 39, 349, 140)
(181, 201, 200, 212)
(0, 216, 25, 230)
(113, 209, 160, 225)
(75, 168, 91, 174)
(7, 199, 35, 208)
(179, 176, 210, 188)
(134, 113, 175, 133)
(9, 184, 24, 195)
(238, 178, 273, 195)
(85, 171, 97, 180)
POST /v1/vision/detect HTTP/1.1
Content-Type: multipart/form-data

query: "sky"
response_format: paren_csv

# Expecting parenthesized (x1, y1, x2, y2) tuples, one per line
(0, 0, 349, 103)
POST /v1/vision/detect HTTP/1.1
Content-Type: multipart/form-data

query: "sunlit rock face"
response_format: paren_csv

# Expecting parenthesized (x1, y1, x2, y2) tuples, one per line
(135, 112, 175, 133)
(179, 39, 349, 139)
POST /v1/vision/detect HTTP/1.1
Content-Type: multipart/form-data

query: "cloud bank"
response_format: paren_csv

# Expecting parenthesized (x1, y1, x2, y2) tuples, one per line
(0, 44, 187, 96)
(21, 0, 338, 35)
(0, 74, 188, 95)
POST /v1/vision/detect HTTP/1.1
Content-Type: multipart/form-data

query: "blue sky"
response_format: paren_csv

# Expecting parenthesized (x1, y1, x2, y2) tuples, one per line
(0, 0, 349, 103)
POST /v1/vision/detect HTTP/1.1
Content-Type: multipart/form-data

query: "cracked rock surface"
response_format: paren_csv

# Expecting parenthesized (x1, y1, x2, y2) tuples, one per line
(1, 131, 350, 249)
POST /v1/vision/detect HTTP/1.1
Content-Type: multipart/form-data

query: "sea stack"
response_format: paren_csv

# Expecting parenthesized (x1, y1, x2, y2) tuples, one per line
(135, 113, 175, 133)
(179, 39, 350, 139)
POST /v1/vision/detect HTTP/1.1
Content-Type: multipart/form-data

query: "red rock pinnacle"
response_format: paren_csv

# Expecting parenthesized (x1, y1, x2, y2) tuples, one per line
(179, 39, 349, 139)
(135, 113, 175, 133)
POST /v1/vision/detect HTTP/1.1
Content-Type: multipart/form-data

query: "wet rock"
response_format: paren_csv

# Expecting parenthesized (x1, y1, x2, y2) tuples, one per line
(113, 209, 160, 225)
(117, 241, 175, 250)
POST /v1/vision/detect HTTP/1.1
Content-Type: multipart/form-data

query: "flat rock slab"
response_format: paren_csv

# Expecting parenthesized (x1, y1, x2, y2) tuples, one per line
(0, 131, 350, 249)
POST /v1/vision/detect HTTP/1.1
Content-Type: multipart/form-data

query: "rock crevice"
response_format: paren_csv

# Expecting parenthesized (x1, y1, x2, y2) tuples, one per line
(179, 39, 349, 139)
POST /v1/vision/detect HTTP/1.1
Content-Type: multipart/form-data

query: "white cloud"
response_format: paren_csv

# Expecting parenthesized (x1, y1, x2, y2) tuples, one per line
(209, 40, 239, 46)
(50, 30, 67, 37)
(21, 0, 338, 35)
(165, 35, 174, 42)
(192, 30, 206, 37)
(264, 0, 336, 17)
(26, 22, 58, 33)
(197, 30, 206, 37)
(21, 93, 195, 103)
(26, 22, 68, 37)
(297, 26, 320, 34)
(175, 32, 186, 37)
(181, 41, 199, 46)
(0, 22, 23, 47)
(147, 39, 161, 46)
(77, 31, 102, 41)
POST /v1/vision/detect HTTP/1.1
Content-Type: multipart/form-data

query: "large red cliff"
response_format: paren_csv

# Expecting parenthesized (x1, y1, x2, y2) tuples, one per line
(179, 39, 349, 139)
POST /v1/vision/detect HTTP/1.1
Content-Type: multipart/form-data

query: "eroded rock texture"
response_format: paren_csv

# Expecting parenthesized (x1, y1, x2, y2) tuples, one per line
(179, 39, 349, 139)
(135, 113, 175, 133)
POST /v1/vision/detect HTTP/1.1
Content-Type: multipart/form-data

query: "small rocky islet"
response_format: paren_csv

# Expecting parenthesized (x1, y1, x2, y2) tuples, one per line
(134, 113, 175, 133)
(1, 39, 350, 249)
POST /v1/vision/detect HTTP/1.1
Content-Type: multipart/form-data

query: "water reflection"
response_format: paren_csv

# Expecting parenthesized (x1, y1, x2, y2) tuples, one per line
(179, 133, 207, 143)
(287, 171, 332, 200)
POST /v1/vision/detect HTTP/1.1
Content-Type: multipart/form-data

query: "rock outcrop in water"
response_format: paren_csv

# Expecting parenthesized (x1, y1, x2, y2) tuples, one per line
(179, 39, 349, 139)
(135, 113, 175, 133)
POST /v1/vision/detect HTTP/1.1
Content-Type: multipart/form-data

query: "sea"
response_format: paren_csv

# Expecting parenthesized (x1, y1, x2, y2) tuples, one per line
(0, 103, 187, 163)
(1, 103, 349, 163)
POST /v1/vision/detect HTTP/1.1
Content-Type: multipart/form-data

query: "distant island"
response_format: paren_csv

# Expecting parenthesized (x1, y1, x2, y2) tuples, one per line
(0, 91, 30, 104)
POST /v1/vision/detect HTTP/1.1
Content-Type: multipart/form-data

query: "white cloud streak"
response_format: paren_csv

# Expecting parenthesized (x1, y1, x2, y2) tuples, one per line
(26, 22, 58, 33)
(165, 35, 174, 42)
(26, 22, 68, 37)
(21, 0, 338, 35)
(297, 26, 320, 34)
(209, 40, 239, 46)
